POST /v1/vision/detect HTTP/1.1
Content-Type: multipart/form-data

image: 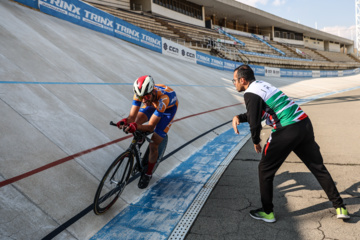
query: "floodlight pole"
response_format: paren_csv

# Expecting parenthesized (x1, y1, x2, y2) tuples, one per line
(356, 0, 360, 56)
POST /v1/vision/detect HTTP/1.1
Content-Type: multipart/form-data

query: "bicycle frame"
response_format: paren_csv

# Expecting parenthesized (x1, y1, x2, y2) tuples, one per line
(128, 136, 147, 175)
(93, 121, 167, 215)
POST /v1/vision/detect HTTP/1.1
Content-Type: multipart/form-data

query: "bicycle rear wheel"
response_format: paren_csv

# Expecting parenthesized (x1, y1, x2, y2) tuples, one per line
(93, 151, 133, 215)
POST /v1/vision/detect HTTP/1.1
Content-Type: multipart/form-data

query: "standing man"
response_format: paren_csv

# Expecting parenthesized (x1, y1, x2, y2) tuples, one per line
(232, 65, 350, 222)
(117, 75, 178, 189)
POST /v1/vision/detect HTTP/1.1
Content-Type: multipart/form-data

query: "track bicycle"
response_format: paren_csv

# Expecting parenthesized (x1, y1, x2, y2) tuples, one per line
(93, 121, 168, 215)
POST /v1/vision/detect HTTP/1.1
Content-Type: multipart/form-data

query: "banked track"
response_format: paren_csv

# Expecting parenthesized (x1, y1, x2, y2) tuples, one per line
(1, 1, 360, 239)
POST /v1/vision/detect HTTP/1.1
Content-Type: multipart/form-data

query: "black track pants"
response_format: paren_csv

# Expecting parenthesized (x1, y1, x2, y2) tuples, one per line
(259, 117, 344, 213)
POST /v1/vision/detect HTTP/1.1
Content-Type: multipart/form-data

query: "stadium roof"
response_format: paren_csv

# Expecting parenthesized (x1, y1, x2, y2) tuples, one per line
(188, 0, 353, 46)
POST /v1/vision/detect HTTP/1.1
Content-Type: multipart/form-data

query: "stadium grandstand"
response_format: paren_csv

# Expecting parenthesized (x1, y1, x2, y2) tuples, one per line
(83, 0, 360, 70)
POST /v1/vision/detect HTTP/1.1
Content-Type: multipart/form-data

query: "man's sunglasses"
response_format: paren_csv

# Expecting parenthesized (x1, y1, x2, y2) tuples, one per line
(137, 93, 152, 101)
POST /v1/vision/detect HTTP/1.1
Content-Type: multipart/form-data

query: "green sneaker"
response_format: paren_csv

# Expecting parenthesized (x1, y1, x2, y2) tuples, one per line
(249, 208, 276, 223)
(336, 207, 350, 219)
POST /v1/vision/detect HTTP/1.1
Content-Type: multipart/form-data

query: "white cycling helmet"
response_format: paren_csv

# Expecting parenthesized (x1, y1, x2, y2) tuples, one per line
(133, 75, 155, 97)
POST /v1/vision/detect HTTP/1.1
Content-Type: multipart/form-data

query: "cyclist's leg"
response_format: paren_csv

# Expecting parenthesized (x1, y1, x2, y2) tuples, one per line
(157, 134, 168, 160)
(147, 106, 177, 174)
(138, 106, 177, 189)
(138, 132, 162, 189)
(148, 133, 163, 165)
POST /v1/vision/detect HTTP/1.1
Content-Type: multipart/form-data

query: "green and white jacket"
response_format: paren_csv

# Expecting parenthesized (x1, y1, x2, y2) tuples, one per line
(238, 80, 308, 144)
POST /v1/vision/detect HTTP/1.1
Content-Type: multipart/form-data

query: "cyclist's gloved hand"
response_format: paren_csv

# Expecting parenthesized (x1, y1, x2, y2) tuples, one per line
(127, 122, 137, 133)
(117, 118, 127, 128)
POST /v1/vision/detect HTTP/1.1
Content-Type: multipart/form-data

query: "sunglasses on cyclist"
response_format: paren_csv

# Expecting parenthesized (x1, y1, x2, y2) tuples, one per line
(137, 93, 152, 101)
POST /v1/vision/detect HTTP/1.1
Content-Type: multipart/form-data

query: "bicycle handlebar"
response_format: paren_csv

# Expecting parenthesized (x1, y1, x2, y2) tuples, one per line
(110, 121, 117, 127)
(110, 121, 153, 143)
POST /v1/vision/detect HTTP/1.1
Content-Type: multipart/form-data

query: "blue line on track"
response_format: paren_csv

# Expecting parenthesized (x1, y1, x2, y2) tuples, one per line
(0, 81, 132, 85)
(0, 81, 229, 87)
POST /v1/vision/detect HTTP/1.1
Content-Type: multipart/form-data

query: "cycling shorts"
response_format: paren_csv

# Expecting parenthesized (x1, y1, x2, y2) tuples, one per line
(139, 105, 177, 138)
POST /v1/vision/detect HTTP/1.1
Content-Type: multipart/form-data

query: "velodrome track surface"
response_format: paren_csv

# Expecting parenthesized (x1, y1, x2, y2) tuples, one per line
(1, 1, 360, 239)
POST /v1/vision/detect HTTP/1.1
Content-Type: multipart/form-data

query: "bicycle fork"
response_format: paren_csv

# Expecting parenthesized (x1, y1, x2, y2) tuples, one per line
(110, 152, 133, 185)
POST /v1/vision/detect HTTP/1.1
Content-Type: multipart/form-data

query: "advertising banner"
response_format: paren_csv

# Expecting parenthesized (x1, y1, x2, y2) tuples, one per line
(331, 71, 338, 77)
(344, 69, 356, 76)
(80, 5, 114, 35)
(39, 0, 82, 25)
(114, 18, 161, 53)
(292, 70, 311, 77)
(303, 70, 312, 77)
(292, 70, 304, 77)
(280, 69, 293, 78)
(161, 38, 196, 63)
(325, 71, 338, 77)
(312, 70, 321, 78)
(320, 71, 328, 77)
(250, 64, 265, 76)
(265, 67, 280, 77)
(223, 60, 240, 72)
(196, 52, 224, 70)
(39, 0, 114, 35)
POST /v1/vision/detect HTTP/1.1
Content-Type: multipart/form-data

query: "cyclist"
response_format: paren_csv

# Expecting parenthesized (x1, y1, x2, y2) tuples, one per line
(232, 65, 350, 222)
(117, 75, 178, 189)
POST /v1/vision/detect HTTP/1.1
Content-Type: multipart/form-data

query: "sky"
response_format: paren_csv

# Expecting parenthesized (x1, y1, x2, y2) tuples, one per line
(235, 0, 356, 43)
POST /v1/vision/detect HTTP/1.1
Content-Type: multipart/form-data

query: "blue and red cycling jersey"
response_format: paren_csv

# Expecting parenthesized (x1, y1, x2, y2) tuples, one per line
(132, 84, 178, 138)
(132, 84, 178, 116)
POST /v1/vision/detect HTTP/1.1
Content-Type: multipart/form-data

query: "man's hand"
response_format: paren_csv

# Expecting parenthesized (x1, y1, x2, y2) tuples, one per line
(124, 122, 137, 133)
(254, 143, 262, 153)
(117, 118, 128, 129)
(232, 115, 240, 134)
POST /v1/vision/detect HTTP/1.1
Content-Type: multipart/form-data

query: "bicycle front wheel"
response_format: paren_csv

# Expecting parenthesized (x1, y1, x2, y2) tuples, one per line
(93, 151, 133, 215)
